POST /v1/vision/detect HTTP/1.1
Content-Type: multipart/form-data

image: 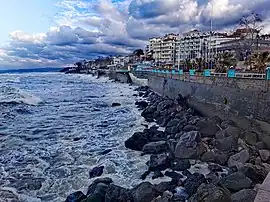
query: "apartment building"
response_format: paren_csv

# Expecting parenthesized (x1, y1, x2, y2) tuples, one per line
(149, 34, 179, 65)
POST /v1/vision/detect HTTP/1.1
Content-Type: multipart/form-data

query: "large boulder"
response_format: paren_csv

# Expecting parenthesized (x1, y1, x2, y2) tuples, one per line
(201, 151, 228, 166)
(157, 100, 174, 112)
(170, 159, 191, 171)
(87, 178, 113, 196)
(105, 184, 133, 202)
(216, 136, 238, 152)
(259, 149, 270, 162)
(0, 190, 19, 202)
(239, 163, 268, 184)
(227, 150, 249, 169)
(142, 141, 168, 154)
(196, 120, 220, 138)
(242, 131, 258, 146)
(131, 182, 159, 202)
(220, 172, 252, 192)
(175, 131, 205, 159)
(65, 191, 87, 202)
(125, 132, 148, 151)
(231, 189, 257, 202)
(135, 101, 148, 109)
(148, 153, 170, 171)
(183, 173, 206, 196)
(155, 181, 177, 193)
(89, 166, 104, 179)
(188, 183, 231, 202)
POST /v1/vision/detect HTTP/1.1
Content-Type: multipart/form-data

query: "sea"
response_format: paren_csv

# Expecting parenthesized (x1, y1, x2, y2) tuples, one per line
(0, 71, 151, 201)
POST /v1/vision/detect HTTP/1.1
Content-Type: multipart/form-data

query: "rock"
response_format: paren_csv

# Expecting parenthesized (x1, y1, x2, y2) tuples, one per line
(262, 136, 270, 150)
(166, 119, 180, 127)
(206, 172, 221, 185)
(208, 164, 223, 172)
(170, 159, 191, 171)
(225, 126, 240, 139)
(149, 153, 170, 171)
(157, 100, 174, 112)
(227, 150, 249, 169)
(167, 139, 177, 153)
(135, 101, 148, 109)
(255, 141, 266, 150)
(188, 183, 231, 202)
(73, 137, 81, 141)
(201, 151, 228, 166)
(183, 173, 206, 195)
(216, 136, 238, 152)
(99, 149, 112, 155)
(259, 149, 270, 162)
(125, 132, 148, 151)
(182, 125, 198, 132)
(239, 163, 267, 184)
(220, 120, 236, 129)
(89, 166, 104, 179)
(105, 184, 133, 202)
(220, 172, 252, 192)
(131, 182, 159, 202)
(231, 189, 257, 202)
(174, 131, 205, 159)
(87, 178, 113, 196)
(196, 120, 220, 137)
(65, 191, 87, 202)
(182, 170, 192, 177)
(142, 141, 167, 154)
(155, 181, 176, 193)
(164, 171, 183, 184)
(242, 131, 258, 146)
(165, 126, 180, 135)
(140, 171, 150, 180)
(111, 103, 121, 107)
(152, 171, 164, 179)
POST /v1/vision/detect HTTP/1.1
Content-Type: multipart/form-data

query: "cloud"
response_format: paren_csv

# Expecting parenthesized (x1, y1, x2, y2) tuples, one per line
(1, 0, 270, 68)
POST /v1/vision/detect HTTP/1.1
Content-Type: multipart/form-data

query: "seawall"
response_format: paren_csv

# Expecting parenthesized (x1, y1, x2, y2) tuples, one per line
(148, 73, 270, 125)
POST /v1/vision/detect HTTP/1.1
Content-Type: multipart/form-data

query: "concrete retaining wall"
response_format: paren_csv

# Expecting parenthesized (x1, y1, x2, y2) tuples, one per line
(129, 73, 148, 86)
(148, 75, 270, 123)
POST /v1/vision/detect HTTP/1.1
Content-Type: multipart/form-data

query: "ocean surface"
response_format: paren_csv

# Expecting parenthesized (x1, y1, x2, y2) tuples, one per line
(0, 73, 150, 201)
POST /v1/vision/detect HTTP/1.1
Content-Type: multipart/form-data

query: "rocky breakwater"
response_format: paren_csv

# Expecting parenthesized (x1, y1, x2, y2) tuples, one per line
(65, 86, 270, 202)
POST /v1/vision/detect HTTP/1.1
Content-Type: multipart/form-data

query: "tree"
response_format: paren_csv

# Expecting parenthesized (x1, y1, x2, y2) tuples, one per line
(215, 52, 237, 73)
(133, 49, 144, 57)
(245, 51, 270, 73)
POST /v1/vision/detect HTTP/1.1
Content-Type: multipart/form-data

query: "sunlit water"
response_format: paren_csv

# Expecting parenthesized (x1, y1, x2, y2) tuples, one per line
(0, 73, 150, 202)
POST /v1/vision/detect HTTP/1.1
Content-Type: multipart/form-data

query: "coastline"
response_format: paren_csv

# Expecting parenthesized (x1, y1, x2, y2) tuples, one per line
(65, 73, 270, 202)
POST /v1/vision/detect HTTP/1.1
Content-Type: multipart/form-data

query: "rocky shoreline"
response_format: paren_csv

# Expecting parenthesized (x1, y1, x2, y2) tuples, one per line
(65, 86, 270, 202)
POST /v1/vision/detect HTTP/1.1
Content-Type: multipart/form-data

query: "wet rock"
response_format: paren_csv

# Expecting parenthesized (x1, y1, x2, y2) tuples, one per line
(142, 141, 168, 154)
(188, 183, 231, 202)
(231, 189, 257, 202)
(135, 86, 149, 92)
(125, 132, 148, 151)
(182, 170, 192, 177)
(164, 171, 183, 184)
(166, 119, 180, 128)
(242, 131, 258, 145)
(131, 182, 159, 202)
(208, 164, 223, 172)
(259, 149, 270, 162)
(87, 178, 113, 196)
(111, 103, 121, 107)
(220, 172, 252, 192)
(155, 181, 176, 193)
(201, 151, 228, 166)
(8, 177, 45, 191)
(167, 139, 177, 154)
(65, 191, 87, 202)
(227, 150, 249, 169)
(152, 191, 174, 202)
(105, 184, 133, 202)
(206, 172, 221, 185)
(216, 136, 238, 152)
(157, 100, 174, 112)
(152, 171, 164, 179)
(239, 163, 267, 184)
(196, 120, 220, 138)
(135, 101, 148, 109)
(89, 166, 104, 179)
(149, 153, 170, 171)
(182, 125, 198, 132)
(140, 171, 151, 180)
(183, 173, 206, 196)
(73, 137, 81, 141)
(170, 159, 191, 171)
(174, 131, 205, 159)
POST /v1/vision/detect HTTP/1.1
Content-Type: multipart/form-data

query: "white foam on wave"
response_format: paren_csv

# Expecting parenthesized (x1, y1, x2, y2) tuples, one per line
(0, 86, 42, 105)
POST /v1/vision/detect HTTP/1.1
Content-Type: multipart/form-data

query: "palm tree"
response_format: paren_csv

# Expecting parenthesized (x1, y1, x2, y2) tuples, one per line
(245, 51, 270, 73)
(215, 52, 237, 73)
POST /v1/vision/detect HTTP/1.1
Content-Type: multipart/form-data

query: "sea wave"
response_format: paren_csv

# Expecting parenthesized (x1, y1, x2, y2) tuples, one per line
(0, 86, 42, 105)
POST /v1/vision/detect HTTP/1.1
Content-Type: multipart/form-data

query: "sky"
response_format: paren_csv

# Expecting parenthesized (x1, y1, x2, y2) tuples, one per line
(0, 0, 270, 69)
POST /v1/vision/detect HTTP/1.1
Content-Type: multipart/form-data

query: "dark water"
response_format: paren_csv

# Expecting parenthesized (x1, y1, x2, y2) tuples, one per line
(0, 73, 150, 201)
